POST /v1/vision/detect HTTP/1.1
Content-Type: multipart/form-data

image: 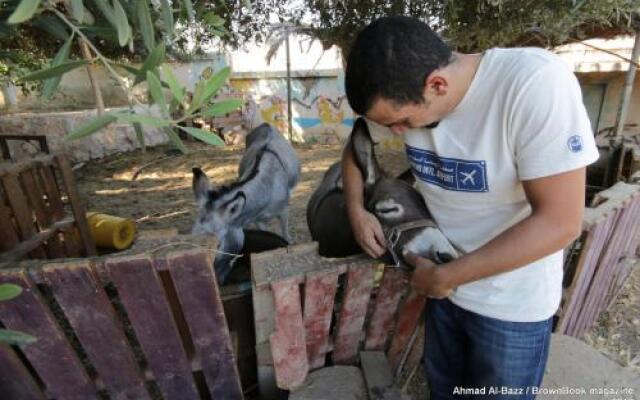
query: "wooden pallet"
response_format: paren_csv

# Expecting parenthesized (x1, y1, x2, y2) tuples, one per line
(0, 153, 96, 262)
(557, 181, 640, 337)
(252, 243, 425, 394)
(0, 238, 243, 400)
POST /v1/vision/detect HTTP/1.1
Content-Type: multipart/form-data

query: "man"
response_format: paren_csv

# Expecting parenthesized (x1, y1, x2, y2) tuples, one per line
(342, 16, 599, 399)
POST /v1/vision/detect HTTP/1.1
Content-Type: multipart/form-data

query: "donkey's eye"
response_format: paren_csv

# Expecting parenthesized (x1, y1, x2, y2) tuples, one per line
(377, 207, 400, 214)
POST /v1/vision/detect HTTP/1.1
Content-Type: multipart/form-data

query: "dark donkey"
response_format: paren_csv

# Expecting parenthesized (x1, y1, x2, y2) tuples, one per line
(307, 117, 457, 265)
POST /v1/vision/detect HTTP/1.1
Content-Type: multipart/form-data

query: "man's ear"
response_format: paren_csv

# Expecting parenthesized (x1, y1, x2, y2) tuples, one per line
(192, 167, 212, 201)
(425, 74, 448, 96)
(224, 192, 246, 220)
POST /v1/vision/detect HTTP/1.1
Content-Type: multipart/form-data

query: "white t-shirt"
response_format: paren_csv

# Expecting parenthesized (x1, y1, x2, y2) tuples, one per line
(389, 48, 598, 322)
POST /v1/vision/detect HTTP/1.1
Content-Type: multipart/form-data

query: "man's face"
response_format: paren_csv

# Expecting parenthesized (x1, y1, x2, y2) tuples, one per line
(366, 97, 441, 135)
(365, 71, 450, 135)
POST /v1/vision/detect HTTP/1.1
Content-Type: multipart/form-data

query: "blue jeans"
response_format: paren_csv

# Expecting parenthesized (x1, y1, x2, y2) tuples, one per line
(424, 298, 552, 399)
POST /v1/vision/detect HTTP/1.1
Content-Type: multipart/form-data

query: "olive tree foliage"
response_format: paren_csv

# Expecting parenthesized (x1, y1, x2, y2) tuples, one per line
(1, 0, 242, 153)
(268, 0, 639, 55)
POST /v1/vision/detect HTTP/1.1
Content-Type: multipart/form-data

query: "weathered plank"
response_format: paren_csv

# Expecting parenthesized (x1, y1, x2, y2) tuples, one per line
(557, 212, 617, 335)
(0, 343, 46, 400)
(0, 191, 20, 252)
(106, 255, 200, 400)
(38, 164, 81, 257)
(21, 168, 65, 258)
(2, 173, 46, 259)
(332, 264, 375, 365)
(304, 270, 339, 369)
(270, 277, 309, 390)
(168, 250, 243, 399)
(0, 269, 96, 399)
(365, 268, 407, 351)
(360, 351, 403, 400)
(387, 289, 426, 371)
(54, 155, 96, 257)
(41, 261, 150, 400)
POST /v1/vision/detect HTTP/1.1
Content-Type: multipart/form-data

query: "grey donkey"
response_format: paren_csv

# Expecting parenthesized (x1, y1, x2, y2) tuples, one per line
(192, 123, 301, 284)
(307, 117, 457, 265)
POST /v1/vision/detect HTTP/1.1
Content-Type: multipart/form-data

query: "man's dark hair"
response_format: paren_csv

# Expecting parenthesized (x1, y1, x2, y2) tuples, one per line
(345, 16, 452, 115)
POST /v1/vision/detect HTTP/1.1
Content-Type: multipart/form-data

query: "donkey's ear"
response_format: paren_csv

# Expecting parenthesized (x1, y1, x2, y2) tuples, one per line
(350, 118, 380, 186)
(224, 192, 246, 220)
(192, 167, 212, 201)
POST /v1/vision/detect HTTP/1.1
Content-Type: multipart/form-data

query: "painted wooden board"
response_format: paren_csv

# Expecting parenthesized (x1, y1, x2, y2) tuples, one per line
(168, 250, 243, 399)
(270, 277, 309, 390)
(0, 193, 20, 252)
(360, 351, 403, 400)
(365, 268, 407, 351)
(106, 255, 200, 400)
(41, 261, 150, 400)
(303, 270, 339, 369)
(0, 269, 96, 398)
(0, 343, 45, 400)
(387, 289, 426, 372)
(332, 264, 375, 365)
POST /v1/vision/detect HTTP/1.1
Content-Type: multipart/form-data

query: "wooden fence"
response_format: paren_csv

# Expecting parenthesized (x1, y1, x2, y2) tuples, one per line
(0, 238, 243, 400)
(0, 153, 96, 262)
(557, 181, 640, 337)
(252, 243, 426, 396)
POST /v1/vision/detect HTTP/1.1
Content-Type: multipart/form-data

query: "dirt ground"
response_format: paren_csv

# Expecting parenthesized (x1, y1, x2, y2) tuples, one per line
(75, 140, 640, 395)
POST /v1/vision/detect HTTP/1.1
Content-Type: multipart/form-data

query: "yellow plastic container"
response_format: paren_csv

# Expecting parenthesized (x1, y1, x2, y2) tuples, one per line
(86, 212, 136, 250)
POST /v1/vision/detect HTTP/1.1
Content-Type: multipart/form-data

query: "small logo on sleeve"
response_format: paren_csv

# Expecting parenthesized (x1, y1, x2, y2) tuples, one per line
(567, 135, 583, 153)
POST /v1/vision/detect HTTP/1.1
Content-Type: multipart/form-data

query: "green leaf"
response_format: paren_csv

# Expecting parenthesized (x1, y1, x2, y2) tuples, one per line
(111, 62, 140, 76)
(146, 70, 168, 115)
(7, 0, 42, 24)
(112, 0, 131, 46)
(178, 126, 225, 146)
(134, 43, 165, 85)
(114, 112, 171, 127)
(190, 67, 231, 112)
(163, 127, 188, 154)
(94, 1, 117, 26)
(161, 64, 185, 104)
(66, 113, 118, 140)
(19, 60, 88, 82)
(159, 0, 174, 37)
(200, 99, 242, 118)
(183, 0, 194, 21)
(0, 329, 37, 345)
(42, 35, 74, 100)
(203, 12, 225, 27)
(137, 0, 155, 52)
(71, 0, 85, 23)
(0, 283, 22, 301)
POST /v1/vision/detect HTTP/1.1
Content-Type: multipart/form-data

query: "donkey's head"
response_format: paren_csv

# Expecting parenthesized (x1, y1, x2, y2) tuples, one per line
(191, 168, 246, 239)
(350, 117, 457, 264)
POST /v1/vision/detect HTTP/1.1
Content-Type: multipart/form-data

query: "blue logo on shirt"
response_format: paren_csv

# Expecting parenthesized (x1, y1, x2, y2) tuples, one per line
(567, 135, 583, 153)
(405, 145, 489, 192)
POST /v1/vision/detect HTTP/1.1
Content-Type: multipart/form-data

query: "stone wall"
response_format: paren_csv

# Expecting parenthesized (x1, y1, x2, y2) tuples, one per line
(0, 106, 168, 163)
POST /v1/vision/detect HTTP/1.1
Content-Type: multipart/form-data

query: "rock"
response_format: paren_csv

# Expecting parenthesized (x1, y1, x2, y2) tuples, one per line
(539, 334, 640, 399)
(289, 366, 367, 400)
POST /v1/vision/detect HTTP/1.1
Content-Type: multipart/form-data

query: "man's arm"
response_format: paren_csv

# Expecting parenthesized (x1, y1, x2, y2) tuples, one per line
(407, 167, 585, 298)
(342, 138, 387, 257)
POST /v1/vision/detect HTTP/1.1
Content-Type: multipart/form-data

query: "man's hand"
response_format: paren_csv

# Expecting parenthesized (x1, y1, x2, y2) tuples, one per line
(404, 251, 454, 299)
(348, 206, 386, 258)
